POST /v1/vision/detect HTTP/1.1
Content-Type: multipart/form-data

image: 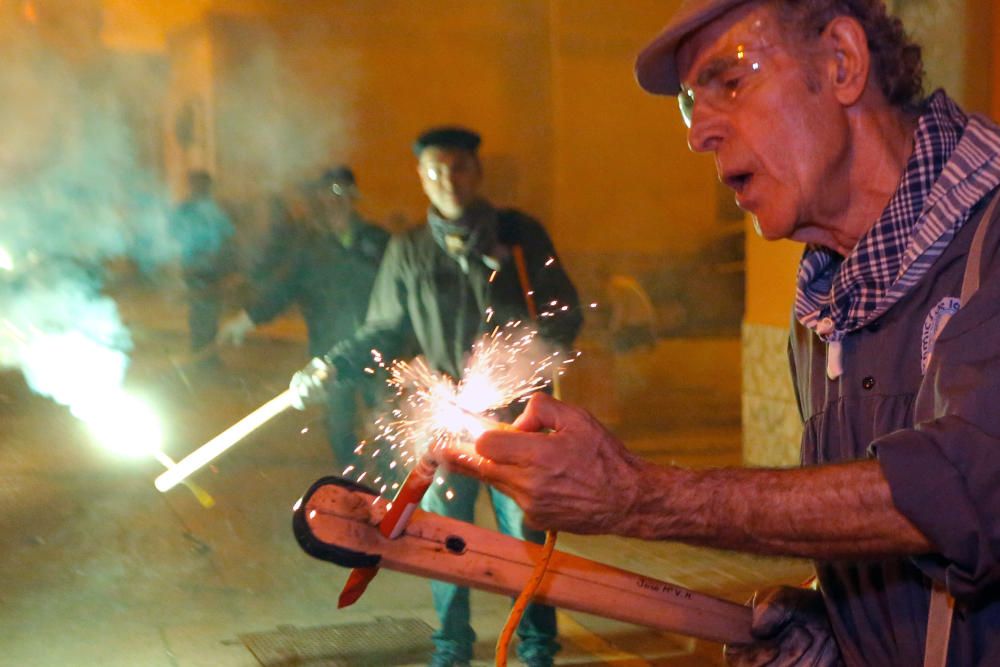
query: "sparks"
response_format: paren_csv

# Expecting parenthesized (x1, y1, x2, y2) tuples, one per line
(354, 322, 579, 495)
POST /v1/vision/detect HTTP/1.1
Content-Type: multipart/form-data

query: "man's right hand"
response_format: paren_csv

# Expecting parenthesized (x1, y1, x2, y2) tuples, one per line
(436, 392, 646, 535)
(217, 310, 255, 346)
(289, 357, 334, 410)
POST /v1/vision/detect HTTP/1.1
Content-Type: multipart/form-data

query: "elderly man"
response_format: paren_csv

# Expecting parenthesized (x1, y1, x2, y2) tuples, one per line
(291, 127, 581, 667)
(441, 1, 1000, 665)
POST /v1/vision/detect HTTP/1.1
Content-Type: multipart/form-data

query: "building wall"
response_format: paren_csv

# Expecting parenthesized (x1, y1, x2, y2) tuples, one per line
(742, 228, 802, 467)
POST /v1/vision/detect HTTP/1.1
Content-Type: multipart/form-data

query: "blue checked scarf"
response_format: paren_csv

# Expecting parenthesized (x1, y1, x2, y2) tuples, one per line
(795, 91, 1000, 351)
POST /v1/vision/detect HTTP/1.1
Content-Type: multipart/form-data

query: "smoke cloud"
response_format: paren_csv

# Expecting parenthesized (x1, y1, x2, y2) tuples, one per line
(0, 5, 359, 432)
(0, 10, 169, 421)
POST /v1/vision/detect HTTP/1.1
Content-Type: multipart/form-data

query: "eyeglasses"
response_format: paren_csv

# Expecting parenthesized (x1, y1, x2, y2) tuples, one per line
(677, 44, 766, 128)
(421, 157, 478, 183)
(329, 183, 352, 197)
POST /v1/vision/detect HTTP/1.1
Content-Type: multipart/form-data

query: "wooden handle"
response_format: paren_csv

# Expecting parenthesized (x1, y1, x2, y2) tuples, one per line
(302, 483, 752, 645)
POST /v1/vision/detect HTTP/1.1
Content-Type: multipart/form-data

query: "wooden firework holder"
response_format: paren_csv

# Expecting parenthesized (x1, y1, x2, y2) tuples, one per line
(293, 476, 752, 646)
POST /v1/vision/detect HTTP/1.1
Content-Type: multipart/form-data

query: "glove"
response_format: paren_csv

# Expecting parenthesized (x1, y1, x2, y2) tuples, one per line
(217, 310, 255, 346)
(289, 357, 334, 410)
(724, 586, 843, 667)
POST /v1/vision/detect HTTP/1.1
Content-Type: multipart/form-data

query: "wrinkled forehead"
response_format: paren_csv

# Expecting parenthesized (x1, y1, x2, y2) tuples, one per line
(676, 3, 778, 88)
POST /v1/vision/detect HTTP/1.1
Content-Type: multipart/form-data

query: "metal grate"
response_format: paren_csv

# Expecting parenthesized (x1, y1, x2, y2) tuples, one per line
(239, 617, 435, 666)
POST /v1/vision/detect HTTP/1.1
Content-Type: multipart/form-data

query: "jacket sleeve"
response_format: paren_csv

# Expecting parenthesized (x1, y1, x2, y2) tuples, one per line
(871, 243, 1000, 600)
(323, 233, 413, 382)
(508, 215, 583, 349)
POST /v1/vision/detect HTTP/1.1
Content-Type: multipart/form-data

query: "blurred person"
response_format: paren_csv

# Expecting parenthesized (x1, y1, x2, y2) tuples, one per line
(290, 127, 582, 667)
(217, 166, 389, 467)
(437, 1, 1000, 666)
(169, 170, 237, 363)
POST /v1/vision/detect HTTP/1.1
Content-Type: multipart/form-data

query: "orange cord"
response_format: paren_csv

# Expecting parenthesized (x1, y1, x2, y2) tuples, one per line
(495, 529, 558, 666)
(495, 244, 559, 665)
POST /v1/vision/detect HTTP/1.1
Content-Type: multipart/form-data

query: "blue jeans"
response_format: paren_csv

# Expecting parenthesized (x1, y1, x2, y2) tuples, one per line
(324, 383, 363, 467)
(420, 470, 560, 663)
(324, 378, 384, 472)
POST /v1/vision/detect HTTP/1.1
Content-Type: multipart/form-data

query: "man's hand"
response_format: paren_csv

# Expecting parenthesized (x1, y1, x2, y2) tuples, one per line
(217, 310, 255, 346)
(440, 392, 646, 534)
(289, 357, 334, 410)
(724, 586, 842, 666)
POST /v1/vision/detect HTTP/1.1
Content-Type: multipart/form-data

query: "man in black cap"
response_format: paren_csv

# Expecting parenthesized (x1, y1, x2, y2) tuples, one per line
(438, 1, 1000, 666)
(290, 127, 581, 666)
(218, 166, 389, 468)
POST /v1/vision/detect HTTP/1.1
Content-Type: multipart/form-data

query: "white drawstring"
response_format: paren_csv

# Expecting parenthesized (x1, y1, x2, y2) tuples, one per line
(816, 317, 844, 380)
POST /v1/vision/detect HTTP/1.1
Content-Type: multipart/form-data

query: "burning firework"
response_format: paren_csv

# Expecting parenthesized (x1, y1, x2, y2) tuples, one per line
(350, 322, 578, 498)
(334, 322, 577, 608)
(2, 312, 215, 506)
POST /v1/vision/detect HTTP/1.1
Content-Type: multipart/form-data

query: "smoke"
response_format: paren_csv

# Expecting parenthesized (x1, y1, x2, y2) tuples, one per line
(0, 5, 360, 433)
(0, 11, 170, 424)
(3, 267, 131, 416)
(208, 16, 360, 264)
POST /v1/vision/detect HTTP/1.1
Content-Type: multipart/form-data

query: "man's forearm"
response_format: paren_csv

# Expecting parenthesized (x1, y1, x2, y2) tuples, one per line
(622, 459, 934, 560)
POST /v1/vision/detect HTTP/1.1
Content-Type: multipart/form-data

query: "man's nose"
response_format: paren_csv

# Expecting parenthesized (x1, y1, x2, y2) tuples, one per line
(439, 170, 458, 191)
(686, 103, 726, 154)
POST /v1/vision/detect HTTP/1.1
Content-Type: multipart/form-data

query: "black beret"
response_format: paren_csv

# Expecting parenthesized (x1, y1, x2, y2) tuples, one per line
(412, 126, 481, 156)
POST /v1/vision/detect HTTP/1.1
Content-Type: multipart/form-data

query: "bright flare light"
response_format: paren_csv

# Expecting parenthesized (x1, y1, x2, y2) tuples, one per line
(81, 392, 164, 457)
(357, 323, 578, 496)
(2, 325, 164, 456)
(0, 245, 13, 271)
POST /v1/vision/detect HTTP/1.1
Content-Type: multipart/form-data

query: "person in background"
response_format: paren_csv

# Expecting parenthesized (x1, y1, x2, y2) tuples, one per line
(289, 127, 582, 667)
(170, 169, 237, 366)
(440, 1, 1000, 665)
(217, 166, 389, 468)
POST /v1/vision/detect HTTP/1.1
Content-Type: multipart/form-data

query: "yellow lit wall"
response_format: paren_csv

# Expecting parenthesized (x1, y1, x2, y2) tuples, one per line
(101, 0, 276, 52)
(102, 1, 720, 259)
(744, 224, 800, 328)
(548, 0, 718, 258)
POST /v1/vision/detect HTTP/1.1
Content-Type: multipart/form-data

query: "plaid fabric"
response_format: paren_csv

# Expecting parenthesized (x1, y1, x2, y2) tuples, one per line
(795, 91, 1000, 341)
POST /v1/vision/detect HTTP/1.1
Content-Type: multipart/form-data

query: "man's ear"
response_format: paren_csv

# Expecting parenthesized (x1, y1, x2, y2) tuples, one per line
(822, 15, 870, 106)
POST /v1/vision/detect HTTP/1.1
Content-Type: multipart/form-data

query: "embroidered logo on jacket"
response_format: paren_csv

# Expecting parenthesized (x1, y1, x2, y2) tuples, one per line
(921, 296, 961, 374)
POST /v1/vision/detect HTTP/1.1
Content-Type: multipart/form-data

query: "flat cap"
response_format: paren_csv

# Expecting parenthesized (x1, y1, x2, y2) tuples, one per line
(413, 126, 481, 156)
(634, 0, 754, 96)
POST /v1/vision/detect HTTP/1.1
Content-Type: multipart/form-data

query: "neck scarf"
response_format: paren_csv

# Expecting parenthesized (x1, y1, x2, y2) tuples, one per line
(795, 92, 1000, 351)
(427, 198, 500, 273)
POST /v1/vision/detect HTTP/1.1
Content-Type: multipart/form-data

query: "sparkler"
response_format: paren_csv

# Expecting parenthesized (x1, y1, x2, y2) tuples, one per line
(154, 388, 296, 492)
(362, 323, 575, 486)
(337, 323, 577, 608)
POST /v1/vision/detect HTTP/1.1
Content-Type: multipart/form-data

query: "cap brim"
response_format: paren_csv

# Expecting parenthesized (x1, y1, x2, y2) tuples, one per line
(634, 0, 753, 96)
